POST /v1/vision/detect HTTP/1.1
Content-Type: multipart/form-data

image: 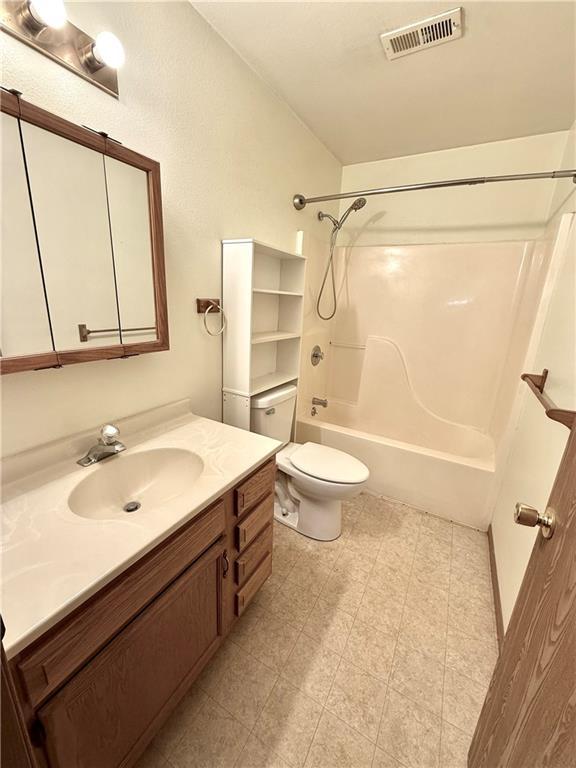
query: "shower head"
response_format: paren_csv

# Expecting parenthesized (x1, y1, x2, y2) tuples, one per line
(317, 197, 367, 231)
(315, 197, 367, 322)
(336, 197, 367, 229)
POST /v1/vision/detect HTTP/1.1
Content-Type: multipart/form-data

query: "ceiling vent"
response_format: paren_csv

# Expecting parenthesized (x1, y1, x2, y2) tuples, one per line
(380, 8, 463, 61)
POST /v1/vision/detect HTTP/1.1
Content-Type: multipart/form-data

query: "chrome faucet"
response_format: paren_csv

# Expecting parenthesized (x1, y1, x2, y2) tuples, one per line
(77, 424, 126, 467)
(312, 397, 328, 408)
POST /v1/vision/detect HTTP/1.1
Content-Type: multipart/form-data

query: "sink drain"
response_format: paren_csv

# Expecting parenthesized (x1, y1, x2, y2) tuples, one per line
(123, 501, 141, 513)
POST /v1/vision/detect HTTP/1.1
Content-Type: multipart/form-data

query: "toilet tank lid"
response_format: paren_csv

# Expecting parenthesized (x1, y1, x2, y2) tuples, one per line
(251, 383, 298, 409)
(291, 442, 370, 484)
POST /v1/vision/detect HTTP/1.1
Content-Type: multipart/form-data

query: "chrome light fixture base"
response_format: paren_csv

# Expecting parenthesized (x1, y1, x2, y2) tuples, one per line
(0, 0, 119, 98)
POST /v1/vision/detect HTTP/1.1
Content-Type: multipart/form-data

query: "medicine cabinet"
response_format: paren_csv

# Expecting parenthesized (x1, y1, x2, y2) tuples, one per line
(0, 91, 168, 374)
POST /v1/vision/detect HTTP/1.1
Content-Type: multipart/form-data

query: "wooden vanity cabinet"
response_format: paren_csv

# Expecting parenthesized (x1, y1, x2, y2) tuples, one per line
(7, 456, 276, 768)
(39, 540, 224, 768)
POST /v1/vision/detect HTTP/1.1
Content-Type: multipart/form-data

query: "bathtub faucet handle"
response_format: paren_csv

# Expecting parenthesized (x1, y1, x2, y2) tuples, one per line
(312, 397, 328, 408)
(311, 345, 325, 366)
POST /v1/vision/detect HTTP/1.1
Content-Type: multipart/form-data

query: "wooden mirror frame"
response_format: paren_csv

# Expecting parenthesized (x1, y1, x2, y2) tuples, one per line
(0, 90, 169, 375)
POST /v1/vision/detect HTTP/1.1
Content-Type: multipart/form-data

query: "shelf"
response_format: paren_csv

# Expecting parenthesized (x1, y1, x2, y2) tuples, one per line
(253, 288, 303, 297)
(251, 331, 301, 345)
(250, 372, 298, 395)
(222, 238, 305, 260)
(222, 238, 305, 416)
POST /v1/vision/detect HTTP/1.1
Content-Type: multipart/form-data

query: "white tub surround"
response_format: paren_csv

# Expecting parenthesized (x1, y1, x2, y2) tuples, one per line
(0, 400, 280, 658)
(295, 219, 575, 530)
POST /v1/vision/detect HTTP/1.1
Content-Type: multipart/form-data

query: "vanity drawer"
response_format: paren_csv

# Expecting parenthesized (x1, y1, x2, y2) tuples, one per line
(236, 493, 273, 553)
(235, 552, 273, 616)
(235, 459, 276, 517)
(16, 500, 226, 708)
(235, 524, 273, 586)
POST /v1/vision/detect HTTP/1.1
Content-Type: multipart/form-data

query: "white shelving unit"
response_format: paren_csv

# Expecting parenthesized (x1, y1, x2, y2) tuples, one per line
(222, 239, 305, 430)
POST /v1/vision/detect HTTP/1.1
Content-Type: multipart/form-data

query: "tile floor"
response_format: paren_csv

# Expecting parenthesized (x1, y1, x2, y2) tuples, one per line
(138, 493, 499, 768)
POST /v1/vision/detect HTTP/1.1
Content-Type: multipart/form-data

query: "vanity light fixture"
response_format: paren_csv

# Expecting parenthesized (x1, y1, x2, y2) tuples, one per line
(0, 0, 123, 97)
(24, 0, 67, 30)
(83, 31, 125, 72)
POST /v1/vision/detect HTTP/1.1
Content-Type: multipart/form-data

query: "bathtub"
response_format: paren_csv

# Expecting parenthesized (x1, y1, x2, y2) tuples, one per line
(296, 406, 495, 530)
(296, 334, 498, 529)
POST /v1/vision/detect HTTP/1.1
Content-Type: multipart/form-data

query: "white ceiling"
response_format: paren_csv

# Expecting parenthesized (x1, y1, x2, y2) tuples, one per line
(194, 2, 576, 165)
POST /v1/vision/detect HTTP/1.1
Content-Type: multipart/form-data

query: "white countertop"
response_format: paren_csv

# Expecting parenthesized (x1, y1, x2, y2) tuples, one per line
(0, 404, 280, 658)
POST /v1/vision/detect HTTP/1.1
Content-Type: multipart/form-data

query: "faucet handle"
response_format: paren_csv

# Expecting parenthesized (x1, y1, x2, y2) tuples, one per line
(100, 424, 120, 445)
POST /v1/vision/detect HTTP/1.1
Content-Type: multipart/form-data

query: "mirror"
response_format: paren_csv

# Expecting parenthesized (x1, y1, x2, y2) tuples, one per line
(1, 113, 54, 358)
(0, 92, 168, 373)
(104, 156, 157, 345)
(22, 121, 121, 351)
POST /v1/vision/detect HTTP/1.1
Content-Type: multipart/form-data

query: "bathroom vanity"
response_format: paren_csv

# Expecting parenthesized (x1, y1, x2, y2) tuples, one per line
(1, 405, 279, 767)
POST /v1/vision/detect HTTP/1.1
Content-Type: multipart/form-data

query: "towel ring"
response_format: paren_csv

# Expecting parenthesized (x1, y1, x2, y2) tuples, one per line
(203, 300, 227, 337)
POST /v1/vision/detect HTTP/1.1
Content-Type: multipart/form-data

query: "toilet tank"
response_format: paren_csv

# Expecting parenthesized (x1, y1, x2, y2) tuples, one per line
(251, 384, 297, 443)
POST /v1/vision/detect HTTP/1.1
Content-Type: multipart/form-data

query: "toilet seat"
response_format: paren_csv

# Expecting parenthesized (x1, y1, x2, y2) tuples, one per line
(277, 442, 369, 488)
(275, 442, 369, 541)
(290, 442, 369, 484)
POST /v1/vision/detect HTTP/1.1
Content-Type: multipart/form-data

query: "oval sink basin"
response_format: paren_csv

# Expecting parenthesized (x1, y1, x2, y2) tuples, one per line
(68, 448, 204, 520)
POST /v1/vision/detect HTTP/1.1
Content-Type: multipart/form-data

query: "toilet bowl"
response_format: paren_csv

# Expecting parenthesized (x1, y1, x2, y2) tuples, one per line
(250, 384, 369, 540)
(275, 442, 369, 540)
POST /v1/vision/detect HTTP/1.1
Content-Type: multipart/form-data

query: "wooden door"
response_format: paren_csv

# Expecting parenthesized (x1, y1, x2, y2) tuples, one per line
(38, 538, 224, 768)
(469, 427, 576, 767)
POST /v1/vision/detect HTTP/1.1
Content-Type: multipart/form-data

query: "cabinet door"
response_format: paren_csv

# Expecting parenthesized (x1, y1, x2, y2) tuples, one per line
(1, 646, 36, 768)
(38, 539, 224, 768)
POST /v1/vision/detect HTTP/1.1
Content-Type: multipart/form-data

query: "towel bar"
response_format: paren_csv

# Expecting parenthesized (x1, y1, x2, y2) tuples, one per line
(521, 369, 575, 430)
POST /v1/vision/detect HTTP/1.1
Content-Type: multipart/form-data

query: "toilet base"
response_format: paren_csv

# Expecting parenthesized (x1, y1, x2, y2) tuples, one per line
(273, 493, 342, 541)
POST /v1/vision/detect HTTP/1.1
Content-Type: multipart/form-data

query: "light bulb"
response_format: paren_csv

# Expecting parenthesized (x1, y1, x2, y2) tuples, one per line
(28, 0, 67, 29)
(92, 31, 125, 69)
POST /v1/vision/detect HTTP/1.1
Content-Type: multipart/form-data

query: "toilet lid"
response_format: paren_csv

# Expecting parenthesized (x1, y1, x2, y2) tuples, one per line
(290, 442, 369, 484)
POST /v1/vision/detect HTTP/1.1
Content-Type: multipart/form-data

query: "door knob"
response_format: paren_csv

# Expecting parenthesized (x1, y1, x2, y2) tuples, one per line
(514, 503, 556, 539)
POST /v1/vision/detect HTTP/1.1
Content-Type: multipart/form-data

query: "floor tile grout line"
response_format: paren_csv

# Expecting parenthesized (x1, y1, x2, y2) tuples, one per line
(327, 706, 381, 756)
(374, 511, 422, 750)
(299, 652, 344, 767)
(437, 520, 456, 766)
(230, 561, 311, 768)
(298, 502, 392, 766)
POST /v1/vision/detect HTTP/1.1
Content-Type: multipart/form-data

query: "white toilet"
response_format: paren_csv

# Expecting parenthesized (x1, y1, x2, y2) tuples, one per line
(251, 384, 369, 540)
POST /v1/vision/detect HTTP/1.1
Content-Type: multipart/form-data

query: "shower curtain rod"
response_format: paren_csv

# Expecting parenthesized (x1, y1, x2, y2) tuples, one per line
(292, 168, 576, 210)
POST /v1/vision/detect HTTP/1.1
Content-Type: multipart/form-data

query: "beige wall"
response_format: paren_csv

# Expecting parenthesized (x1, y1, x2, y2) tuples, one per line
(339, 132, 569, 245)
(490, 125, 576, 630)
(0, 2, 341, 457)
